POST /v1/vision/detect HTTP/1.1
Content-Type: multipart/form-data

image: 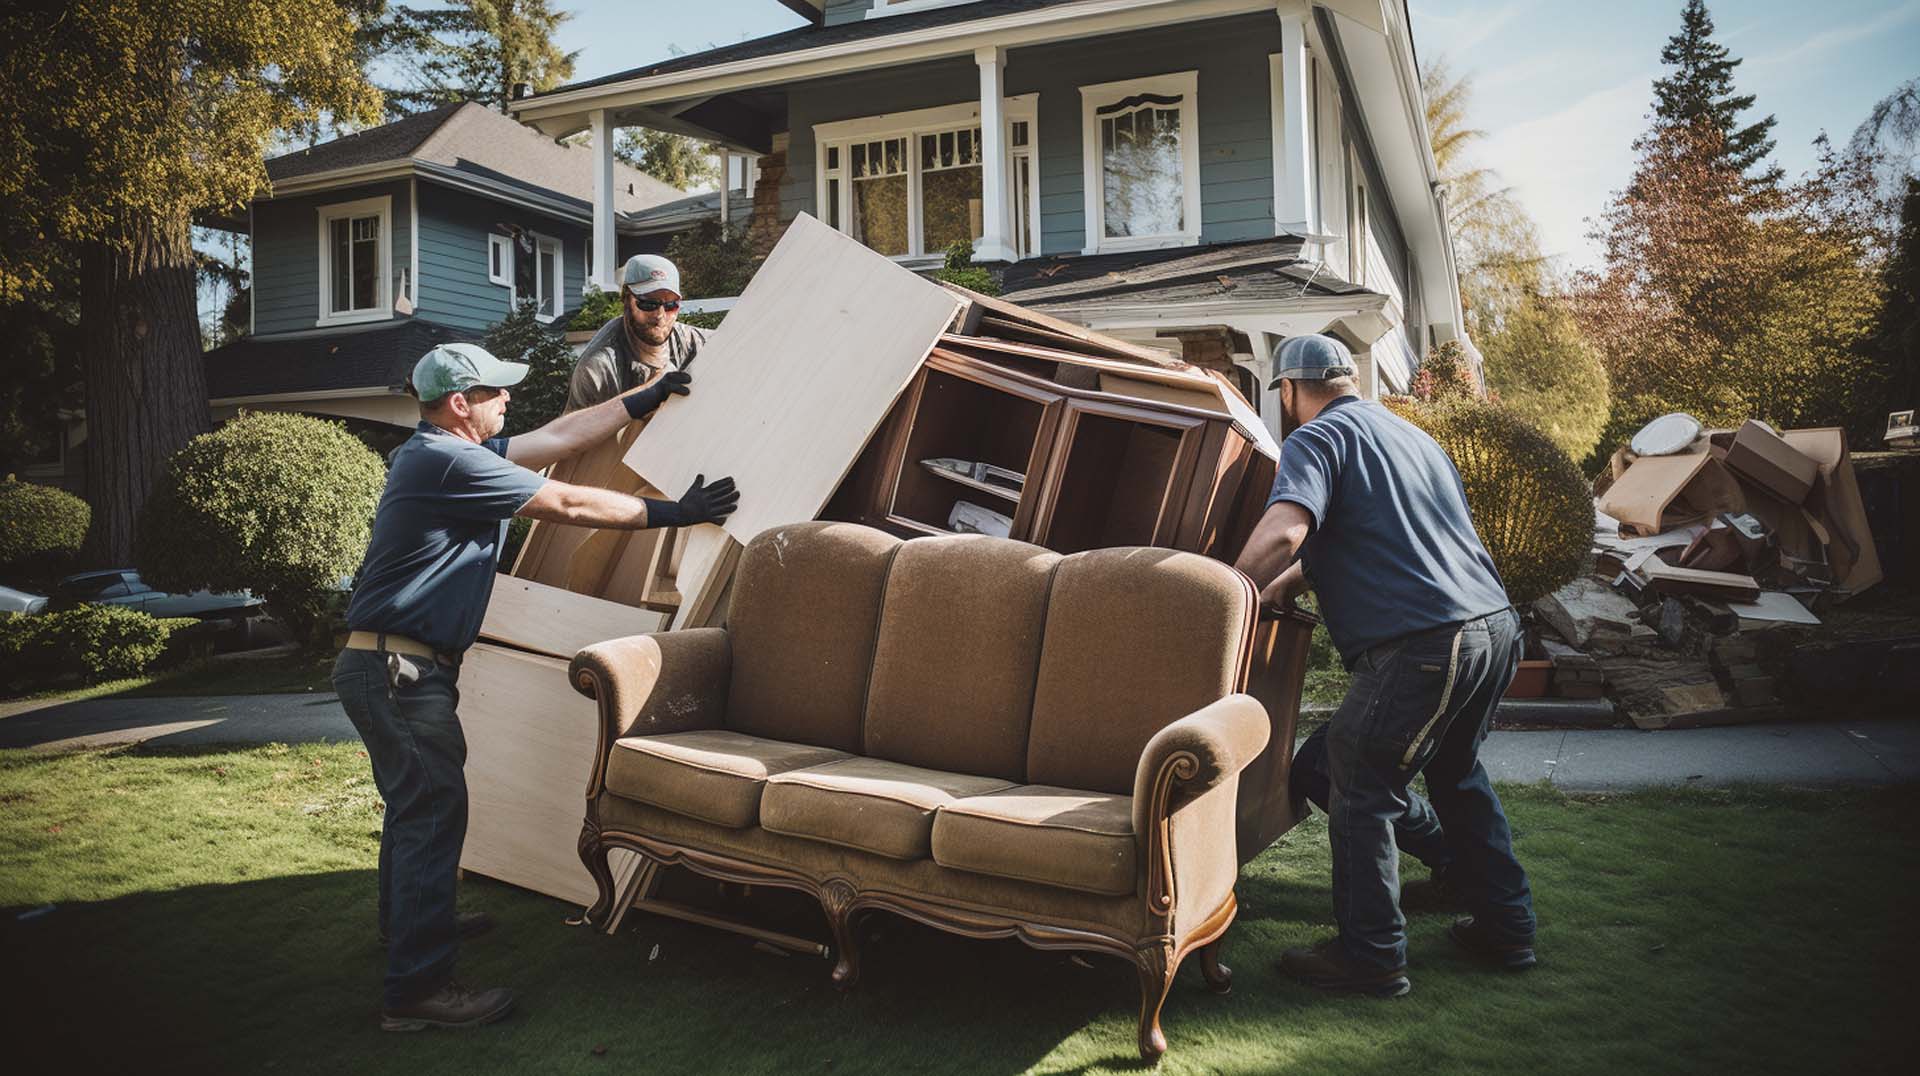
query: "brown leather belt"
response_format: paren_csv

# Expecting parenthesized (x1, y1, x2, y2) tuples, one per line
(344, 630, 459, 667)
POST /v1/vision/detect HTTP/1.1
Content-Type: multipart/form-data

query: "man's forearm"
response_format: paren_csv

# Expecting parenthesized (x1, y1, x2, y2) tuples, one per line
(508, 395, 632, 471)
(1258, 561, 1308, 608)
(516, 481, 652, 529)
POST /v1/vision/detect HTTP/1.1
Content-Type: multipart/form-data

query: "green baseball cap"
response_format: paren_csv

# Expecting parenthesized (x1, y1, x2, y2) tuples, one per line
(409, 343, 529, 403)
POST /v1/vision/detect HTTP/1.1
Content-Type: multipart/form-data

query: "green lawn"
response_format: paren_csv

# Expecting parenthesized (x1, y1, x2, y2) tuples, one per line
(3, 649, 337, 706)
(0, 743, 1909, 1074)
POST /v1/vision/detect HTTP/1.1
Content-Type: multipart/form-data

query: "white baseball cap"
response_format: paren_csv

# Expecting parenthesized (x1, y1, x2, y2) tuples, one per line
(621, 254, 681, 298)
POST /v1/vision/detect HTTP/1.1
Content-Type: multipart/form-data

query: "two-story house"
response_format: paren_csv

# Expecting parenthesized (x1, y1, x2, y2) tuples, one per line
(508, 0, 1468, 431)
(202, 102, 683, 435)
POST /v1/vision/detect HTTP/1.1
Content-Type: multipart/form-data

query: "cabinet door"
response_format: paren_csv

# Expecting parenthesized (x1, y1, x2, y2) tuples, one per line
(1027, 398, 1208, 554)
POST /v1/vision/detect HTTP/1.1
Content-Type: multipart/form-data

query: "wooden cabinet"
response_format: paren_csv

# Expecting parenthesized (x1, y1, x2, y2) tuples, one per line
(825, 341, 1269, 563)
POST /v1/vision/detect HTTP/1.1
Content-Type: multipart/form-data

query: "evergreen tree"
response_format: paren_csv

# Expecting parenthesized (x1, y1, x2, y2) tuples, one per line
(384, 0, 578, 116)
(1867, 177, 1920, 416)
(1650, 0, 1778, 179)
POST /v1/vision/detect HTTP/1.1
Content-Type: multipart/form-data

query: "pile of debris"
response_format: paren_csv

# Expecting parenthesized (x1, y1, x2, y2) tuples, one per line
(1531, 415, 1886, 729)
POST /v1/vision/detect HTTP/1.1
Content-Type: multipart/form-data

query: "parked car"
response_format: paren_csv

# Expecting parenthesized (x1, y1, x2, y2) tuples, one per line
(0, 585, 49, 616)
(51, 570, 265, 620)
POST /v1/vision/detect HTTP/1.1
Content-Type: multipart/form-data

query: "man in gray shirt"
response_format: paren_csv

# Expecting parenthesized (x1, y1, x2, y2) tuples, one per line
(566, 254, 710, 411)
(1236, 334, 1534, 998)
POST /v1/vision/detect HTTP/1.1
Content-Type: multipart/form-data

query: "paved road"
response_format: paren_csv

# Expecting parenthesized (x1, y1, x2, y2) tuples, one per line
(2, 691, 1915, 790)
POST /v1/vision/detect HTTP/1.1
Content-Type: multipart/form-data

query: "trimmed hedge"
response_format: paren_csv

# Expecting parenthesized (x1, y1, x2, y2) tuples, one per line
(0, 606, 196, 685)
(1386, 398, 1593, 606)
(137, 412, 386, 646)
(0, 477, 89, 577)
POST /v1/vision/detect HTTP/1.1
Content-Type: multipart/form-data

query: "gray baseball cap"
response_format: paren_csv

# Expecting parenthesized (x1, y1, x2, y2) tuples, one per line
(410, 343, 529, 403)
(1269, 334, 1357, 388)
(622, 254, 681, 298)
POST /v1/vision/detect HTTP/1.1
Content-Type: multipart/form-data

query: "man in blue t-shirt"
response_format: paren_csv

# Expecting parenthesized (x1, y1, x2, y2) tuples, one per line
(1235, 334, 1536, 998)
(335, 342, 739, 1031)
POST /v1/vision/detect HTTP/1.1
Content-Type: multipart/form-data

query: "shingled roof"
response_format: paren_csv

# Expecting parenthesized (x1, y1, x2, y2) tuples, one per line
(999, 236, 1376, 313)
(264, 103, 683, 215)
(528, 0, 1092, 99)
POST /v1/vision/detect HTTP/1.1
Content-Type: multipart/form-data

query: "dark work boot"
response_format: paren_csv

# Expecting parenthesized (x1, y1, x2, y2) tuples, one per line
(1449, 916, 1538, 970)
(380, 980, 516, 1031)
(1277, 939, 1411, 997)
(380, 911, 494, 949)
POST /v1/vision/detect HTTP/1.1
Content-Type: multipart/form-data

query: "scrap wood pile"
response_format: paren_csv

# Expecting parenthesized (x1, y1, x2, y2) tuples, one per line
(1529, 413, 1895, 729)
(458, 214, 1304, 910)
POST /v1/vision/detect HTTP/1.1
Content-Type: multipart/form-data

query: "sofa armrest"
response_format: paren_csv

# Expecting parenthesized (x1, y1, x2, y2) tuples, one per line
(1130, 694, 1271, 834)
(570, 627, 732, 746)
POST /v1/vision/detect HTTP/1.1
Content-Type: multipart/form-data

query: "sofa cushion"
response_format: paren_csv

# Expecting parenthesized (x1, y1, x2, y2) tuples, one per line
(931, 785, 1137, 897)
(862, 536, 1059, 781)
(606, 731, 850, 828)
(1025, 549, 1254, 794)
(761, 757, 1014, 860)
(725, 522, 900, 753)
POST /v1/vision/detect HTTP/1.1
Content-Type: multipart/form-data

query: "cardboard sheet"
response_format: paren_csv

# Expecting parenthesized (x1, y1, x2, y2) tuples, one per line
(1726, 592, 1821, 625)
(623, 214, 963, 543)
(1598, 443, 1746, 536)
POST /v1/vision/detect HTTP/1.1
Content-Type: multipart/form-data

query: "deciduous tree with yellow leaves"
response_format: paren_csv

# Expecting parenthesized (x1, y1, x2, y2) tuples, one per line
(0, 1, 382, 562)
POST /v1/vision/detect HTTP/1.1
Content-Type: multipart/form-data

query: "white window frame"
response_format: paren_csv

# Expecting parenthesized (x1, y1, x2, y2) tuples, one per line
(1347, 142, 1368, 286)
(530, 231, 563, 324)
(814, 96, 1038, 267)
(487, 233, 512, 288)
(316, 195, 392, 327)
(1079, 71, 1202, 256)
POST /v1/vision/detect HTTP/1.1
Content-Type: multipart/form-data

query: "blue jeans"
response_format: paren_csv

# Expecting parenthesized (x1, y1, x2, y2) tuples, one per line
(1323, 609, 1534, 969)
(1291, 726, 1454, 873)
(333, 647, 469, 1007)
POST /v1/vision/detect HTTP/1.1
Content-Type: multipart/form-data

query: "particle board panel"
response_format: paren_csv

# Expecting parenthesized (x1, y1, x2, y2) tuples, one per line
(481, 575, 668, 660)
(623, 213, 963, 547)
(458, 642, 642, 909)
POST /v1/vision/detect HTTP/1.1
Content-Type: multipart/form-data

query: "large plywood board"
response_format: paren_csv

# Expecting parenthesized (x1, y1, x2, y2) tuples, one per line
(458, 642, 640, 908)
(482, 575, 667, 660)
(623, 213, 962, 544)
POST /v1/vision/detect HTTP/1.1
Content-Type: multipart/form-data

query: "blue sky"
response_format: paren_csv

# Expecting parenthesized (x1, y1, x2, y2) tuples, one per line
(548, 0, 1919, 270)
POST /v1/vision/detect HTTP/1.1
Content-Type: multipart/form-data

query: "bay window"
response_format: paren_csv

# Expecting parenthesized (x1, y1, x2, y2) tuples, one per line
(816, 96, 1038, 263)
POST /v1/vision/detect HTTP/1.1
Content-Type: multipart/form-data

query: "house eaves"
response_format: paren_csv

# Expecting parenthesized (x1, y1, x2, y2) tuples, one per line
(511, 0, 1387, 138)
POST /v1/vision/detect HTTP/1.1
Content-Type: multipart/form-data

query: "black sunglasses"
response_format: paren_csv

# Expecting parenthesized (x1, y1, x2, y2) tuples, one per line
(631, 297, 680, 313)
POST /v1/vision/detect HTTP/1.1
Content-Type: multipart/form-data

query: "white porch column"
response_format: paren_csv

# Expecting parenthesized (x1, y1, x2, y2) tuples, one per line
(719, 154, 733, 226)
(1273, 13, 1313, 237)
(590, 108, 617, 291)
(974, 46, 1017, 264)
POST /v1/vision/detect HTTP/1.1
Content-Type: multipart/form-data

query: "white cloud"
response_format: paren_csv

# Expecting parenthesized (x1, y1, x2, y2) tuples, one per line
(1749, 2, 1920, 69)
(1410, 0, 1537, 64)
(1478, 71, 1655, 271)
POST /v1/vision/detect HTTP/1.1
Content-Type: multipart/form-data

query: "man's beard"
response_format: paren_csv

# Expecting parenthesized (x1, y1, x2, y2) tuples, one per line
(627, 315, 671, 348)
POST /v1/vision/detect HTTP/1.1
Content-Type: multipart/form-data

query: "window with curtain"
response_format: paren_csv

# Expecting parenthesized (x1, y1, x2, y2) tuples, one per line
(1098, 95, 1185, 239)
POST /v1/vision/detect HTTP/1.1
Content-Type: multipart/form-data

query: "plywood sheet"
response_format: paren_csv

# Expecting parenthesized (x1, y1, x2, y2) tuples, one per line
(482, 575, 667, 660)
(458, 642, 640, 908)
(623, 213, 962, 544)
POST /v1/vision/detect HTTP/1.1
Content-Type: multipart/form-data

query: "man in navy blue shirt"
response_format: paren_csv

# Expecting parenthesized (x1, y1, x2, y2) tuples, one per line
(1236, 334, 1535, 997)
(335, 343, 738, 1031)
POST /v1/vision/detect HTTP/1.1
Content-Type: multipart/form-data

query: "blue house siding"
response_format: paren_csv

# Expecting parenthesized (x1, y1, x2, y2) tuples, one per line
(414, 180, 589, 333)
(823, 0, 873, 27)
(775, 13, 1283, 258)
(251, 179, 412, 336)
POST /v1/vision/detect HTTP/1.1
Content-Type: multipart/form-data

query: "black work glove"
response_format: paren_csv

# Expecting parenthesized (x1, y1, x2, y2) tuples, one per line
(643, 474, 740, 528)
(623, 369, 692, 421)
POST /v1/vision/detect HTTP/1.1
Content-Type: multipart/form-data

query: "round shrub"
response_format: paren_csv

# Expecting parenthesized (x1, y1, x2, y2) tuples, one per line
(0, 606, 193, 686)
(1386, 398, 1593, 605)
(0, 477, 90, 578)
(136, 412, 386, 646)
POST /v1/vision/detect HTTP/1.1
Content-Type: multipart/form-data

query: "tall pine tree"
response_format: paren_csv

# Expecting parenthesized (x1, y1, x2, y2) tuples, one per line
(383, 1, 578, 116)
(1650, 1, 1778, 179)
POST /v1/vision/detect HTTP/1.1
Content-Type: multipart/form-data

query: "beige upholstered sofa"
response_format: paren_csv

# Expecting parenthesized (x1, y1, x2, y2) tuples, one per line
(569, 521, 1270, 1060)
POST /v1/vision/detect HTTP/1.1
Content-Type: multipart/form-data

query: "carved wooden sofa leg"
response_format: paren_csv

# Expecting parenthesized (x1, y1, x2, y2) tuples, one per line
(577, 820, 617, 928)
(823, 880, 862, 990)
(1199, 938, 1232, 994)
(1133, 942, 1176, 1061)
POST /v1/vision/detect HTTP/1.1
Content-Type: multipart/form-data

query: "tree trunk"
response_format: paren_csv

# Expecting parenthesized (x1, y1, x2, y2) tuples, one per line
(79, 209, 210, 565)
